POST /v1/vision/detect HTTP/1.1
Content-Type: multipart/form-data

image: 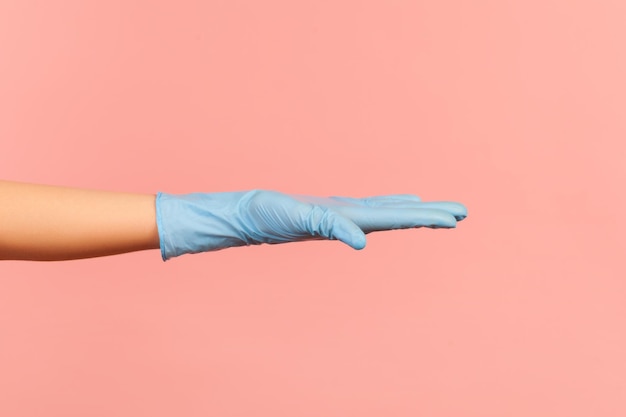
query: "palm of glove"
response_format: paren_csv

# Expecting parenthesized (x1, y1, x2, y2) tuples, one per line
(236, 190, 364, 247)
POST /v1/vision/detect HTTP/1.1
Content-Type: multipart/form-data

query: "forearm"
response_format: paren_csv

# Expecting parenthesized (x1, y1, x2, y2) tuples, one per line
(0, 180, 160, 261)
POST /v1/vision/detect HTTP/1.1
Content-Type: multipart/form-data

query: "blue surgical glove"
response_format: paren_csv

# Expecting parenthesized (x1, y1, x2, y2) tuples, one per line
(155, 189, 467, 261)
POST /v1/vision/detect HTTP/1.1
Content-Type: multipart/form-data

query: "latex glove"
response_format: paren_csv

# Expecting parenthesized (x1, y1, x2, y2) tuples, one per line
(155, 189, 467, 261)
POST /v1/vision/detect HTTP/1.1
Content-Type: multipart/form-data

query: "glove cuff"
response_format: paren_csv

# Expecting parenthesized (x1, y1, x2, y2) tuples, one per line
(155, 192, 170, 261)
(155, 191, 251, 262)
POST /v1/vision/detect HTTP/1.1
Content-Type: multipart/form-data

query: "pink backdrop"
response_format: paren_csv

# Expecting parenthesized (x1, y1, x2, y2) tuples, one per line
(1, 1, 625, 415)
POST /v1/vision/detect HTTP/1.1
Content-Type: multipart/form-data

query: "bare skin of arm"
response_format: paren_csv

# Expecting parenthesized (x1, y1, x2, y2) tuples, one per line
(0, 180, 160, 261)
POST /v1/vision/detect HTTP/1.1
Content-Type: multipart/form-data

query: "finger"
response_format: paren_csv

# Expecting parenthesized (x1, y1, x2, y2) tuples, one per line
(331, 207, 457, 233)
(290, 194, 421, 209)
(410, 202, 467, 221)
(308, 206, 367, 250)
(329, 194, 422, 206)
(332, 198, 467, 221)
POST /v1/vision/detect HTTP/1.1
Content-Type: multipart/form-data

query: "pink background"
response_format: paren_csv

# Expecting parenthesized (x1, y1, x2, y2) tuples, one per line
(1, 0, 625, 415)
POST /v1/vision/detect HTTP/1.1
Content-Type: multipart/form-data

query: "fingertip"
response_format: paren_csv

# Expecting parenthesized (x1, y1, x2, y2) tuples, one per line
(318, 210, 367, 250)
(419, 205, 464, 225)
(350, 231, 367, 250)
(338, 224, 366, 249)
(437, 212, 458, 228)
(456, 204, 468, 221)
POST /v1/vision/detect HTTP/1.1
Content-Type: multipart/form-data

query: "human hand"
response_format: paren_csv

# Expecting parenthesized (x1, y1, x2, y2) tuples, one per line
(155, 190, 467, 261)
